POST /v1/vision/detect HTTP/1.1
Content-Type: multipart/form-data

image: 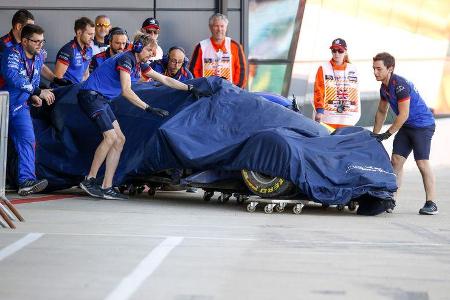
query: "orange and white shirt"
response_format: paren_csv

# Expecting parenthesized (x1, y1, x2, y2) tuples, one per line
(313, 60, 360, 128)
(190, 37, 247, 88)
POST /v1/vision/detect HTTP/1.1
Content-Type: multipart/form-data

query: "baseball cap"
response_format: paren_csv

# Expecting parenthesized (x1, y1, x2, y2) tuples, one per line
(329, 38, 347, 51)
(142, 17, 160, 30)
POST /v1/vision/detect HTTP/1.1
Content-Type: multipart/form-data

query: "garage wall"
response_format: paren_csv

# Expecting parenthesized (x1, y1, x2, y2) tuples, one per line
(0, 0, 245, 65)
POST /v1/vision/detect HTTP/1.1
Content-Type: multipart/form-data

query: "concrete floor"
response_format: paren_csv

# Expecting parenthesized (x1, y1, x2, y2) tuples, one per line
(0, 166, 449, 300)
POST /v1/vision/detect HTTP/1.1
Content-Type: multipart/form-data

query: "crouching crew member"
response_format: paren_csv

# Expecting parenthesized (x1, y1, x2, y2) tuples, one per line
(1, 24, 55, 195)
(78, 32, 204, 200)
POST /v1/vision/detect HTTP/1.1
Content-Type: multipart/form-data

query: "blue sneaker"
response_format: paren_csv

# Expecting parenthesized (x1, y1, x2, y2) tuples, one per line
(102, 187, 128, 200)
(80, 177, 103, 198)
(419, 201, 438, 215)
(18, 179, 48, 196)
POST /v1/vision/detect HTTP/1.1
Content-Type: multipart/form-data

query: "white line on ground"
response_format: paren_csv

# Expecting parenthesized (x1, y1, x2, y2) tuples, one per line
(2, 231, 447, 247)
(104, 236, 184, 300)
(0, 233, 44, 262)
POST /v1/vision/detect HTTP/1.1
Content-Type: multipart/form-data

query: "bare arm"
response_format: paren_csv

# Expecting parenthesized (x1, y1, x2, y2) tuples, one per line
(145, 69, 189, 91)
(373, 100, 389, 133)
(119, 70, 149, 110)
(387, 99, 410, 134)
(40, 64, 56, 81)
(54, 61, 69, 79)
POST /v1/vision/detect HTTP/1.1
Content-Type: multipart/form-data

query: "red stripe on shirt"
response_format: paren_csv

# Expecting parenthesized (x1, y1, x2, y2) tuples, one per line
(116, 66, 131, 74)
(398, 97, 410, 103)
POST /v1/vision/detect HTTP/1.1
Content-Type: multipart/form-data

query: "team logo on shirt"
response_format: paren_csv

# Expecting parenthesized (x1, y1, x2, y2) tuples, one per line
(395, 85, 405, 93)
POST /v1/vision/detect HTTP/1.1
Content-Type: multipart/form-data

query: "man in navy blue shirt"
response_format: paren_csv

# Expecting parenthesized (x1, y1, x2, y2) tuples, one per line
(1, 24, 55, 195)
(54, 17, 94, 85)
(151, 46, 193, 82)
(78, 32, 205, 200)
(89, 27, 128, 73)
(372, 52, 437, 215)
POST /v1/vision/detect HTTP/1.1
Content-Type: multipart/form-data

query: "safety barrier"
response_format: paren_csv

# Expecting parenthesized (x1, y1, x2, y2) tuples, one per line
(0, 91, 24, 228)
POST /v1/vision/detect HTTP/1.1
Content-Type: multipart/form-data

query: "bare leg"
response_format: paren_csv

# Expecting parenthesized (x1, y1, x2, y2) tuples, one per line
(391, 154, 407, 198)
(87, 129, 117, 179)
(415, 159, 435, 201)
(102, 121, 126, 189)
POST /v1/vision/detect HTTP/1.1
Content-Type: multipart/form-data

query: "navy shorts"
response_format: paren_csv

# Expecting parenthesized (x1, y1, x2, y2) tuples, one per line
(393, 125, 435, 160)
(78, 90, 116, 132)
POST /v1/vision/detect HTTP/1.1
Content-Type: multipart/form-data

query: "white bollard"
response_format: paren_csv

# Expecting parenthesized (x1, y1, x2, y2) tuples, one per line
(0, 91, 23, 228)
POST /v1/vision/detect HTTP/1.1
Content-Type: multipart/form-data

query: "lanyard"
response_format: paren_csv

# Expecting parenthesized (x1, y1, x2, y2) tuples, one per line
(20, 48, 36, 81)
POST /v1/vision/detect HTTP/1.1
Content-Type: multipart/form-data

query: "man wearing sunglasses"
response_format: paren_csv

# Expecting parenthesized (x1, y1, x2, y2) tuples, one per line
(140, 17, 163, 61)
(313, 38, 361, 129)
(92, 15, 111, 55)
(53, 17, 94, 86)
(1, 24, 55, 196)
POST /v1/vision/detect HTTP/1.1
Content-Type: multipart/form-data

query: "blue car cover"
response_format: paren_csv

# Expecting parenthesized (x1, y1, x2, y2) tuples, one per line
(27, 77, 396, 214)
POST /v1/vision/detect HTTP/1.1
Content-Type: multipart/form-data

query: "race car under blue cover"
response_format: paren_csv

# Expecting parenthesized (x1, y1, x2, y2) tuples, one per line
(14, 76, 397, 215)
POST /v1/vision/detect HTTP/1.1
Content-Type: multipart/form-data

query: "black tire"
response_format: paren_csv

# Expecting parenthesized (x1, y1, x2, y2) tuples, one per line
(241, 169, 294, 198)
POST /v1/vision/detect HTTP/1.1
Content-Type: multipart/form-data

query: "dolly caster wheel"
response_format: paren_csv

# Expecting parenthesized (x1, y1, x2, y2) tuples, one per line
(348, 201, 357, 211)
(276, 203, 286, 213)
(337, 204, 345, 211)
(203, 191, 214, 201)
(218, 193, 231, 203)
(293, 203, 304, 214)
(235, 194, 248, 204)
(264, 204, 274, 214)
(247, 202, 257, 212)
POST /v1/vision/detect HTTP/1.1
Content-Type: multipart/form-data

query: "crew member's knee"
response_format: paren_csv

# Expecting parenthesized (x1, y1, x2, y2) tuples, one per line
(391, 154, 405, 170)
(103, 130, 118, 147)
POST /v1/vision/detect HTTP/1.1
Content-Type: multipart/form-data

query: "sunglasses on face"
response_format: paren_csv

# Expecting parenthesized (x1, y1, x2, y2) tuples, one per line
(331, 49, 345, 54)
(145, 29, 159, 35)
(96, 23, 110, 27)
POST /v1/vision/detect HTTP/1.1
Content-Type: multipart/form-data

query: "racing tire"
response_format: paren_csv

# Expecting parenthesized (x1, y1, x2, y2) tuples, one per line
(241, 169, 294, 198)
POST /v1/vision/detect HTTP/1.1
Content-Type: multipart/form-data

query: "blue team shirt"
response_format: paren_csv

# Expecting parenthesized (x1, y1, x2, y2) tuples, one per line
(56, 37, 92, 83)
(380, 74, 434, 128)
(80, 50, 151, 100)
(0, 31, 19, 89)
(89, 48, 112, 72)
(1, 44, 45, 116)
(150, 56, 193, 82)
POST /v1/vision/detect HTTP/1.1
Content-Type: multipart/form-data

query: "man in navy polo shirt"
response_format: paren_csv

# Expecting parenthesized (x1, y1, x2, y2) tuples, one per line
(1, 24, 55, 195)
(371, 52, 437, 215)
(54, 17, 94, 85)
(89, 27, 128, 72)
(78, 32, 205, 200)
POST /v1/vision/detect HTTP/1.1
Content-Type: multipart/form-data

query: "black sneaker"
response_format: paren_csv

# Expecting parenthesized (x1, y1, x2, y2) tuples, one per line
(18, 179, 48, 196)
(102, 187, 128, 200)
(419, 201, 438, 215)
(80, 177, 103, 198)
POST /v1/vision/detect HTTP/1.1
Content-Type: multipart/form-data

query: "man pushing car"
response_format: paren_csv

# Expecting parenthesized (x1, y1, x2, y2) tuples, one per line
(77, 32, 203, 200)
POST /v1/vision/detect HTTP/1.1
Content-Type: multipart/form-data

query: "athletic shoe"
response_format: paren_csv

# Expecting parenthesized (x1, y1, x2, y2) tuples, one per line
(419, 201, 438, 215)
(18, 179, 48, 196)
(80, 177, 103, 198)
(102, 187, 128, 200)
